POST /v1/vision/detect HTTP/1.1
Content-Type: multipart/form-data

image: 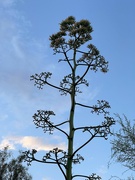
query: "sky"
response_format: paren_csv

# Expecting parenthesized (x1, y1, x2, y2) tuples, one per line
(0, 0, 135, 179)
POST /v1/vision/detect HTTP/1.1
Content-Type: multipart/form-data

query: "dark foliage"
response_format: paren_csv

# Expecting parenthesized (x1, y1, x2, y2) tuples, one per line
(0, 146, 32, 180)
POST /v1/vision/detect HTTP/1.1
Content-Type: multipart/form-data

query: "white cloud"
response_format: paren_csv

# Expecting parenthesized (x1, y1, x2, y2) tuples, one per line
(77, 86, 99, 104)
(0, 114, 8, 121)
(97, 165, 107, 178)
(0, 136, 67, 151)
(42, 177, 52, 180)
(0, 0, 18, 7)
(0, 138, 15, 149)
(11, 35, 25, 59)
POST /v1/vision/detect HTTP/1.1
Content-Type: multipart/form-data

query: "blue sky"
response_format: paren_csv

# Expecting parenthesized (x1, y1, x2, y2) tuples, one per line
(0, 0, 135, 179)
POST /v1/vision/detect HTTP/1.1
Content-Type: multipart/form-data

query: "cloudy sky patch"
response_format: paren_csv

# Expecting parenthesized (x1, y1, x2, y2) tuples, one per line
(0, 135, 67, 151)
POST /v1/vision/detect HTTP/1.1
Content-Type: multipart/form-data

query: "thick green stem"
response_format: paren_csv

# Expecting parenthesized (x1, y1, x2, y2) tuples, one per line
(66, 46, 77, 180)
(66, 93, 75, 180)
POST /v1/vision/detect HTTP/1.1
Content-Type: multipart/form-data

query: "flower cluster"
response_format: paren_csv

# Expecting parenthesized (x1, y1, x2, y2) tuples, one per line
(33, 110, 55, 134)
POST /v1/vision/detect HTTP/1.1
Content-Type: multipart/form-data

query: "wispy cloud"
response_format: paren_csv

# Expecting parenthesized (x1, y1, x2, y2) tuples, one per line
(77, 86, 99, 104)
(0, 0, 18, 7)
(97, 165, 107, 178)
(0, 0, 70, 133)
(0, 0, 48, 134)
(0, 136, 67, 151)
(42, 178, 52, 180)
(0, 0, 98, 153)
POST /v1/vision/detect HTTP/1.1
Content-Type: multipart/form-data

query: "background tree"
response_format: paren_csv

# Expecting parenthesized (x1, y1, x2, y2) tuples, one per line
(110, 114, 135, 172)
(0, 146, 32, 180)
(24, 16, 115, 180)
